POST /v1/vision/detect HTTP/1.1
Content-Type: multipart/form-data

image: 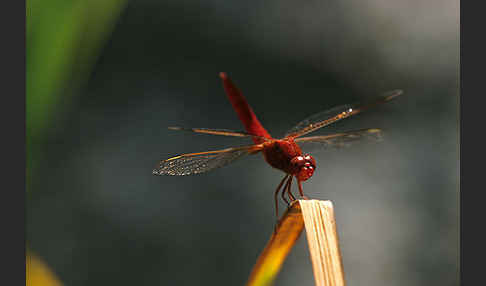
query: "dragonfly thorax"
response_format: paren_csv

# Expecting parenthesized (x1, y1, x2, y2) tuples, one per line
(261, 139, 316, 181)
(290, 154, 316, 181)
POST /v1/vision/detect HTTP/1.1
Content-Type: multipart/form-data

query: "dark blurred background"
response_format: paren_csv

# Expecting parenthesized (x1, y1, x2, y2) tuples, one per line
(27, 0, 459, 285)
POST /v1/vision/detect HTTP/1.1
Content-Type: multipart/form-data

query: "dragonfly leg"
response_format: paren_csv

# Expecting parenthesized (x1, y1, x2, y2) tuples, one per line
(274, 174, 290, 220)
(297, 180, 310, 200)
(286, 176, 296, 202)
(281, 175, 294, 206)
(281, 184, 289, 206)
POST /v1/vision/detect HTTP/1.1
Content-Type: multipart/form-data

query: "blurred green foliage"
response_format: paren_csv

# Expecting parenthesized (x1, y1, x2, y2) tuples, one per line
(26, 0, 127, 192)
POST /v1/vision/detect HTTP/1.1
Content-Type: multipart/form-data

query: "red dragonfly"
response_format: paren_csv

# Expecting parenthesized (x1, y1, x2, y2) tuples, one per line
(153, 73, 402, 217)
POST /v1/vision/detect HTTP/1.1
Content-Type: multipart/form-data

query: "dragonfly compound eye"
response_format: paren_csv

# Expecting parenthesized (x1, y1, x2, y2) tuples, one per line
(290, 155, 316, 181)
(290, 156, 304, 167)
(300, 155, 316, 180)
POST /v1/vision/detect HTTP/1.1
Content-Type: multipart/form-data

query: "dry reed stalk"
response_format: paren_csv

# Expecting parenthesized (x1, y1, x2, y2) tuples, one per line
(300, 200, 346, 286)
(246, 202, 305, 286)
(246, 199, 345, 286)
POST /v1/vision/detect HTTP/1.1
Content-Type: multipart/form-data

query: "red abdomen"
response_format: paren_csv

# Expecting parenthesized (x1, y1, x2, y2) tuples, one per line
(262, 139, 303, 174)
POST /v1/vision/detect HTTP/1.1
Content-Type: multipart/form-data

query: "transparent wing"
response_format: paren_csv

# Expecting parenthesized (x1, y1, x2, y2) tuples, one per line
(294, 128, 383, 151)
(168, 127, 269, 141)
(285, 90, 402, 138)
(152, 144, 263, 176)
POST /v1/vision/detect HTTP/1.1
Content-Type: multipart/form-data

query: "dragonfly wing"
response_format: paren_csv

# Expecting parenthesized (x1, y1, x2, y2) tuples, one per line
(294, 128, 383, 151)
(153, 144, 263, 176)
(285, 103, 355, 137)
(285, 90, 402, 138)
(168, 127, 269, 141)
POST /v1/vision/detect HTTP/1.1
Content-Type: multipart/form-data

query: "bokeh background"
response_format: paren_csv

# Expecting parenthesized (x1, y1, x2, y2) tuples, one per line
(26, 0, 459, 285)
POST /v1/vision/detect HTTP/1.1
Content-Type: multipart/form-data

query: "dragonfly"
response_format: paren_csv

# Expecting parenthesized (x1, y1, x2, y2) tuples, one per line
(153, 72, 402, 218)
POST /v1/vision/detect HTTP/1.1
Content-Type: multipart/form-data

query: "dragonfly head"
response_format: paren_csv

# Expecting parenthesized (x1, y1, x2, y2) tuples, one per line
(291, 154, 316, 181)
